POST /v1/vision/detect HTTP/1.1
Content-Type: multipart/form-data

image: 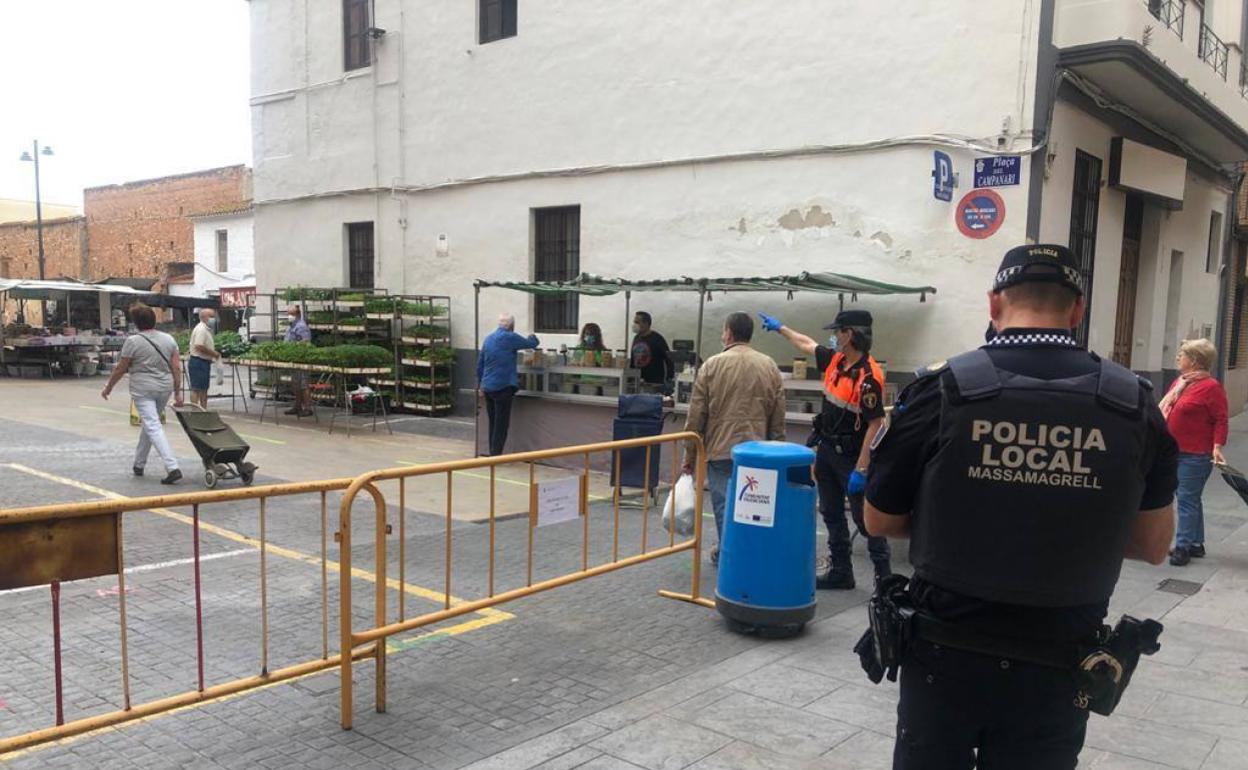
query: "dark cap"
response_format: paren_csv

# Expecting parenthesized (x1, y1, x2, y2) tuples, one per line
(992, 243, 1084, 295)
(823, 309, 873, 330)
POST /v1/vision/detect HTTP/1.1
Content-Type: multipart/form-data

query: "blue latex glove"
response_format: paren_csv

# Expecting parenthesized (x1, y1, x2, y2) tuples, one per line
(759, 313, 783, 332)
(847, 469, 867, 496)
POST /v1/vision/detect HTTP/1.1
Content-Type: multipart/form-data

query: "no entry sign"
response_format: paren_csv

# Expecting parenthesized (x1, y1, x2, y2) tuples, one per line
(955, 189, 1005, 239)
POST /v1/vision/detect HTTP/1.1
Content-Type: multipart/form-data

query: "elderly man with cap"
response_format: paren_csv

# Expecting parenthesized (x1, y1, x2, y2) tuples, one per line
(760, 308, 891, 589)
(858, 244, 1177, 768)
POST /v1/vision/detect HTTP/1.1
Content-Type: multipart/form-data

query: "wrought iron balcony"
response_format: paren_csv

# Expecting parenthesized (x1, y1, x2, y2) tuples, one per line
(1200, 23, 1229, 80)
(1147, 0, 1185, 40)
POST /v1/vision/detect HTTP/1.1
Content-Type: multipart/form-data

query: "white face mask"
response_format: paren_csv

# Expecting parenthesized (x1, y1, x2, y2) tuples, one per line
(632, 324, 642, 334)
(289, 315, 299, 322)
(828, 335, 839, 352)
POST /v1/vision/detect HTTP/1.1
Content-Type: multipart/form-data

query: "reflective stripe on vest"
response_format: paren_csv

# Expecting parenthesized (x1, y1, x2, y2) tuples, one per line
(822, 352, 884, 414)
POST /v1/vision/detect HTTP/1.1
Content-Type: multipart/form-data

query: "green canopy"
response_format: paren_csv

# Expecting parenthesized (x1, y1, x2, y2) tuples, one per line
(475, 272, 936, 299)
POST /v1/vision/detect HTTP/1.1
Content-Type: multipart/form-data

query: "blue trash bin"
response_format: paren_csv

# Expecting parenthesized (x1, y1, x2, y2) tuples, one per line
(716, 440, 817, 636)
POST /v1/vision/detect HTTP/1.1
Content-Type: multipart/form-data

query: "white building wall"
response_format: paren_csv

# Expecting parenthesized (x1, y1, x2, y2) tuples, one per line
(1038, 99, 1226, 376)
(252, 0, 1045, 373)
(191, 211, 255, 296)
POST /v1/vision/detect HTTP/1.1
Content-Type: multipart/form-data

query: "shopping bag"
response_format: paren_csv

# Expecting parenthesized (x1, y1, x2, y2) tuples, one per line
(129, 400, 167, 426)
(662, 473, 697, 537)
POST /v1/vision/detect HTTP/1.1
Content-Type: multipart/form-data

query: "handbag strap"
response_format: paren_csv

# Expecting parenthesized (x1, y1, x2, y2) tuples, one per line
(136, 332, 174, 375)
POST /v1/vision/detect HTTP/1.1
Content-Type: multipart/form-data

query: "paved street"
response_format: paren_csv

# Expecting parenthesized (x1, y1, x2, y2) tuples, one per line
(1, 381, 1247, 769)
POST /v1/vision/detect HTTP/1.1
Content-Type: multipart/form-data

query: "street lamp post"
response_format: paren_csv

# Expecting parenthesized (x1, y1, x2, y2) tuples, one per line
(19, 141, 55, 282)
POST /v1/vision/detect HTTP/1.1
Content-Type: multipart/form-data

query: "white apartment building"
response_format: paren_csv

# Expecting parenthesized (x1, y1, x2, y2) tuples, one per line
(248, 0, 1248, 406)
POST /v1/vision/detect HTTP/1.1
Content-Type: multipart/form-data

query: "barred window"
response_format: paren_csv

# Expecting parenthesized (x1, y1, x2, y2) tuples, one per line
(533, 206, 580, 333)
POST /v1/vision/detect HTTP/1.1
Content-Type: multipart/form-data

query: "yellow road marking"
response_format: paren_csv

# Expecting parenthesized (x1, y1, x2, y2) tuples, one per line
(78, 405, 128, 416)
(235, 433, 287, 446)
(0, 462, 514, 758)
(3, 463, 512, 621)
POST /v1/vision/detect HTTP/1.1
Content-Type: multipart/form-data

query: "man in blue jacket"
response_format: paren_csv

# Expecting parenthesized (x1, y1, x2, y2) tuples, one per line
(478, 313, 540, 456)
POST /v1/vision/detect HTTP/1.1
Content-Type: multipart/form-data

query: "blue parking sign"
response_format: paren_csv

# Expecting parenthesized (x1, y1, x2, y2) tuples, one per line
(932, 151, 954, 202)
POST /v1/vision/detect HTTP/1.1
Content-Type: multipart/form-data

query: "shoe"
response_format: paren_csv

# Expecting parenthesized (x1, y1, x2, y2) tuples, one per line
(873, 563, 893, 584)
(1169, 547, 1191, 567)
(132, 466, 144, 477)
(160, 469, 183, 485)
(1189, 544, 1206, 558)
(816, 570, 856, 590)
(710, 547, 720, 566)
(283, 407, 300, 415)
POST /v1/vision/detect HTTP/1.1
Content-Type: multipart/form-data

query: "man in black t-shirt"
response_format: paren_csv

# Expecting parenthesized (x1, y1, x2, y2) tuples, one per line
(629, 311, 673, 390)
(863, 244, 1178, 769)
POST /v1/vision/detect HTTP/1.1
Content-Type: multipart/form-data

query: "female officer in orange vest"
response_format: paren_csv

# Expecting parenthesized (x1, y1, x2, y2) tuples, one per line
(760, 309, 892, 588)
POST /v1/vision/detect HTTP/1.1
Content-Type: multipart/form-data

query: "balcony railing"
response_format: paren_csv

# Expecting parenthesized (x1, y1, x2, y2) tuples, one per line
(1200, 23, 1229, 80)
(1147, 0, 1185, 40)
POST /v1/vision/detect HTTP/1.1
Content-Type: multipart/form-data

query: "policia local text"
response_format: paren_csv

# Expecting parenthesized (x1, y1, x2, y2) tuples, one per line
(967, 419, 1106, 489)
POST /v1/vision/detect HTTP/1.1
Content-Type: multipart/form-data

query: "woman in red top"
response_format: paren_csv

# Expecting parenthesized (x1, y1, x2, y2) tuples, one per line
(1160, 338, 1229, 565)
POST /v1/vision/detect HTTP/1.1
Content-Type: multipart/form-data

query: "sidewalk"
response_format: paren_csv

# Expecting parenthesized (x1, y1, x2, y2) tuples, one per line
(2, 391, 1247, 769)
(449, 413, 1248, 770)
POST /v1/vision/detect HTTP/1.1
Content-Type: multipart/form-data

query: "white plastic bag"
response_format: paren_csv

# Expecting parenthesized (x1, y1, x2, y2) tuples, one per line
(662, 474, 697, 537)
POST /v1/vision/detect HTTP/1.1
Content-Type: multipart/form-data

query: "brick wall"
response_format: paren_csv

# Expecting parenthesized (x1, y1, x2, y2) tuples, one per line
(0, 216, 87, 280)
(84, 165, 251, 285)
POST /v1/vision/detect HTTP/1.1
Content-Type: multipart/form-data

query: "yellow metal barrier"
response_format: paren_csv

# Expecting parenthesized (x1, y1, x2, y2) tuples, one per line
(0, 477, 373, 755)
(336, 431, 713, 730)
(0, 432, 714, 753)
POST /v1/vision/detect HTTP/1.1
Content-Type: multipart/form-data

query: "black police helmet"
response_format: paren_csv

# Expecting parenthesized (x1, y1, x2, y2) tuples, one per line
(992, 244, 1084, 296)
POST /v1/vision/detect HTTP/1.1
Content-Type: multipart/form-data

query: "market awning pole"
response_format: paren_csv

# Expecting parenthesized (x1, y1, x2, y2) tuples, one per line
(473, 284, 481, 459)
(694, 285, 706, 370)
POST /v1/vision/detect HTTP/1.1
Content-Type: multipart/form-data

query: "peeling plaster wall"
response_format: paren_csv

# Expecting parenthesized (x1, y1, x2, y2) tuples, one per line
(252, 0, 1045, 373)
(258, 146, 1032, 374)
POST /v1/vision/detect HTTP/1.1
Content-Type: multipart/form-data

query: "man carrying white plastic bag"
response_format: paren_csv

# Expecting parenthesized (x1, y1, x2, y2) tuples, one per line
(680, 312, 787, 564)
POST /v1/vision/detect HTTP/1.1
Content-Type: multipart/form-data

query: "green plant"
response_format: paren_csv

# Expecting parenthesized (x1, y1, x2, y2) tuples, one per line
(403, 324, 448, 338)
(335, 316, 366, 327)
(284, 287, 331, 301)
(364, 298, 398, 313)
(307, 311, 336, 324)
(174, 330, 191, 354)
(242, 341, 392, 369)
(215, 330, 251, 358)
(337, 292, 368, 302)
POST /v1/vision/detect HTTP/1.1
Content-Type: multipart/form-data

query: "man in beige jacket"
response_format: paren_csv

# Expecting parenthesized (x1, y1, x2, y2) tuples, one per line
(683, 312, 787, 563)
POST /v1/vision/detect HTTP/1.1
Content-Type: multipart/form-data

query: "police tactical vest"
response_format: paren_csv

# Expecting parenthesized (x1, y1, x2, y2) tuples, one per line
(910, 349, 1151, 607)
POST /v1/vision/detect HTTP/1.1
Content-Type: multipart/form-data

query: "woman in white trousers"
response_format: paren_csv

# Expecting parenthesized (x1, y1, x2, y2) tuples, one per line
(100, 303, 185, 484)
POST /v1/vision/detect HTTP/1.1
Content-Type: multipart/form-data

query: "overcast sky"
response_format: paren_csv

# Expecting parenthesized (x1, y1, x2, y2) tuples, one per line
(0, 0, 251, 208)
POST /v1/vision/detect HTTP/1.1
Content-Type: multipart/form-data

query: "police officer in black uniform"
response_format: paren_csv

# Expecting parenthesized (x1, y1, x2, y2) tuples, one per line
(863, 244, 1178, 769)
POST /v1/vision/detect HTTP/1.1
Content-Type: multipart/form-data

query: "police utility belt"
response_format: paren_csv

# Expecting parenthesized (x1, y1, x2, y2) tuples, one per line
(807, 412, 861, 455)
(853, 576, 1163, 716)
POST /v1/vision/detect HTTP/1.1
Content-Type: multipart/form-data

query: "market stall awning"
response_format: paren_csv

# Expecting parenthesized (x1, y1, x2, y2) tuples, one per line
(475, 272, 936, 299)
(0, 279, 145, 299)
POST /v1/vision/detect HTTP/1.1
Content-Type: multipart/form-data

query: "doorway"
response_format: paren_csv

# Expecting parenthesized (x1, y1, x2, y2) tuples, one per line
(1069, 150, 1103, 347)
(1112, 195, 1144, 366)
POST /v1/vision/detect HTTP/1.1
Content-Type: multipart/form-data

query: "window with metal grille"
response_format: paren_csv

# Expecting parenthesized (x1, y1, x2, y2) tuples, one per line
(215, 229, 229, 272)
(1068, 150, 1103, 347)
(346, 222, 375, 289)
(479, 0, 517, 44)
(1206, 211, 1223, 273)
(533, 206, 580, 333)
(343, 0, 371, 71)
